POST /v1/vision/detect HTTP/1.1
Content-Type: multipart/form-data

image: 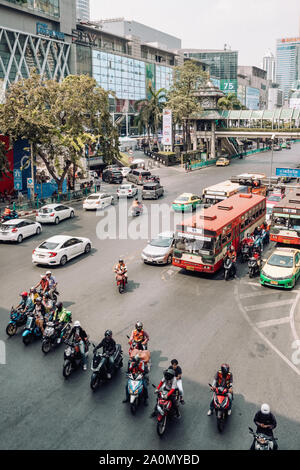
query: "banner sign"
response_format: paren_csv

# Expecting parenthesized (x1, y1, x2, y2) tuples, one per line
(162, 109, 172, 146)
(276, 168, 300, 178)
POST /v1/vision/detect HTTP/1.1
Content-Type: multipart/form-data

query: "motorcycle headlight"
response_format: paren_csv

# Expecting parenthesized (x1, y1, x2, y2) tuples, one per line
(65, 348, 71, 356)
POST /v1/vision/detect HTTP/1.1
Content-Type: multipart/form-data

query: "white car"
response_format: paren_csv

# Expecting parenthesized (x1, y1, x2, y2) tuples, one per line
(83, 193, 114, 210)
(120, 167, 131, 177)
(36, 204, 75, 225)
(0, 219, 42, 243)
(117, 184, 138, 198)
(32, 235, 92, 266)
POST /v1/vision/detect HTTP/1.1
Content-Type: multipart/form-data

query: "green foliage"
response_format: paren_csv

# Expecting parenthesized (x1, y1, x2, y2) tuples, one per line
(0, 140, 11, 179)
(217, 93, 245, 110)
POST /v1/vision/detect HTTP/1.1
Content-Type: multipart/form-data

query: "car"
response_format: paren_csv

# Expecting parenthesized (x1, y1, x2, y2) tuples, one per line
(0, 219, 42, 243)
(36, 204, 75, 225)
(119, 167, 131, 177)
(260, 247, 300, 289)
(141, 232, 174, 265)
(172, 193, 202, 212)
(126, 169, 152, 185)
(83, 193, 114, 210)
(216, 157, 230, 166)
(117, 184, 138, 198)
(142, 182, 164, 200)
(102, 168, 123, 184)
(32, 235, 92, 266)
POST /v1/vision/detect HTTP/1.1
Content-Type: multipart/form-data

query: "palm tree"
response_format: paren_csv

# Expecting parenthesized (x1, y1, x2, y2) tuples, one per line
(218, 93, 246, 110)
(134, 86, 166, 151)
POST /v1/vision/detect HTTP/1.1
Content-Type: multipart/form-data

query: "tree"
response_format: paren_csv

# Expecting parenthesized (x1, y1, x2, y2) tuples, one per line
(218, 93, 245, 110)
(166, 60, 207, 150)
(0, 72, 119, 192)
(134, 85, 165, 151)
(0, 139, 11, 179)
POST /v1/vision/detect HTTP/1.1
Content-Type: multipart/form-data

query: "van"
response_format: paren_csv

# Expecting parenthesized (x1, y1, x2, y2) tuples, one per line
(142, 182, 164, 200)
(126, 169, 152, 185)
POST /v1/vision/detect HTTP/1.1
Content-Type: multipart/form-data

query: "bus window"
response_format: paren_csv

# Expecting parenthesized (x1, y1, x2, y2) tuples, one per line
(289, 218, 300, 230)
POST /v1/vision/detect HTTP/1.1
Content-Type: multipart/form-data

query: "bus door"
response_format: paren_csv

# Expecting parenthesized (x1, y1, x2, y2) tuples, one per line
(232, 224, 240, 251)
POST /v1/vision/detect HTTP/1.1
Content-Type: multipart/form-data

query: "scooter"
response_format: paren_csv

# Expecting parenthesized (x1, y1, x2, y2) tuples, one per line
(209, 384, 231, 433)
(115, 270, 127, 294)
(248, 254, 261, 278)
(41, 321, 72, 354)
(224, 256, 234, 281)
(127, 372, 146, 415)
(63, 338, 90, 378)
(131, 204, 143, 217)
(241, 242, 252, 263)
(152, 384, 181, 437)
(6, 307, 27, 336)
(90, 343, 123, 391)
(249, 427, 278, 450)
(0, 210, 18, 223)
(22, 314, 43, 345)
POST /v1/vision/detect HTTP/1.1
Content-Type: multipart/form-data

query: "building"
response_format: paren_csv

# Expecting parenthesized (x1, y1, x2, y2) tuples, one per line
(97, 18, 181, 50)
(276, 37, 300, 100)
(268, 84, 283, 110)
(181, 48, 238, 95)
(0, 0, 76, 102)
(263, 50, 276, 82)
(73, 20, 184, 136)
(237, 66, 268, 110)
(76, 0, 90, 21)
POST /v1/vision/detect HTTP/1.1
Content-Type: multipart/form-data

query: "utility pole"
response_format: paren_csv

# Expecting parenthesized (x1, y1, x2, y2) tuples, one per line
(30, 141, 35, 203)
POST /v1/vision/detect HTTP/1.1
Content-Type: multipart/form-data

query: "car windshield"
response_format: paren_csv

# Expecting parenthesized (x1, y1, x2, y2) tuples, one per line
(1, 223, 17, 229)
(176, 196, 190, 202)
(39, 241, 60, 250)
(142, 172, 151, 177)
(143, 185, 156, 190)
(87, 195, 100, 200)
(266, 207, 273, 215)
(268, 195, 281, 202)
(268, 254, 294, 268)
(150, 237, 173, 248)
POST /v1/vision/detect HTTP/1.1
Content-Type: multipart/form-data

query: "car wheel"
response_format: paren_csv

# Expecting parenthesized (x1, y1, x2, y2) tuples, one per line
(85, 243, 91, 254)
(55, 217, 59, 225)
(60, 255, 67, 266)
(17, 234, 23, 243)
(36, 226, 41, 235)
(70, 211, 74, 219)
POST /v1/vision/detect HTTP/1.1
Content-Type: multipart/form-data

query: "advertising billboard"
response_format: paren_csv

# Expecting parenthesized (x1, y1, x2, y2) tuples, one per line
(220, 79, 238, 95)
(246, 87, 260, 110)
(237, 84, 246, 105)
(162, 109, 172, 146)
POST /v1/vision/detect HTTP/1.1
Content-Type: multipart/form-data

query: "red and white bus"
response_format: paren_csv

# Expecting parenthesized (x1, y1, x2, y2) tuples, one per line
(270, 190, 300, 245)
(173, 193, 266, 273)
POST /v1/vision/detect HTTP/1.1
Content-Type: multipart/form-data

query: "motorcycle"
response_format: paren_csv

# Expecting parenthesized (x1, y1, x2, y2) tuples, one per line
(38, 288, 59, 303)
(90, 343, 123, 391)
(248, 255, 260, 278)
(127, 335, 148, 353)
(224, 256, 234, 281)
(249, 427, 278, 450)
(22, 314, 43, 345)
(152, 384, 180, 437)
(41, 321, 72, 354)
(0, 210, 18, 223)
(131, 204, 143, 217)
(115, 270, 127, 294)
(209, 384, 231, 433)
(127, 372, 146, 415)
(63, 338, 90, 378)
(6, 307, 28, 336)
(241, 242, 252, 263)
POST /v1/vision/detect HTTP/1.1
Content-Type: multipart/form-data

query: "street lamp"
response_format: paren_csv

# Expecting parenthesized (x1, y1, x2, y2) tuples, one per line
(269, 134, 275, 189)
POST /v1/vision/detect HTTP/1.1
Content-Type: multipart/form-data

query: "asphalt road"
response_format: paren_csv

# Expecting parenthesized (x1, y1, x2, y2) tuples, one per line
(1, 146, 300, 450)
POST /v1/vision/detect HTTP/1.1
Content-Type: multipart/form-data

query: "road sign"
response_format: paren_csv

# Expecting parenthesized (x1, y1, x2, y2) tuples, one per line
(27, 177, 34, 187)
(13, 169, 21, 179)
(276, 168, 300, 178)
(14, 181, 22, 190)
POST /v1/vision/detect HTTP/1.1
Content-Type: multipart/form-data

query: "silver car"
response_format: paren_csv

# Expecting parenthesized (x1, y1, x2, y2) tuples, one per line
(141, 232, 174, 265)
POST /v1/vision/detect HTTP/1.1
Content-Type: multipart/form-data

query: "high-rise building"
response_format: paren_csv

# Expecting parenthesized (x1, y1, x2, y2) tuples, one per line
(263, 50, 276, 82)
(276, 37, 300, 99)
(76, 0, 90, 21)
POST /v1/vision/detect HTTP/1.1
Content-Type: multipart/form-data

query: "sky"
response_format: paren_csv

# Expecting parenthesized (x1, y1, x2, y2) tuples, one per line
(90, 0, 300, 67)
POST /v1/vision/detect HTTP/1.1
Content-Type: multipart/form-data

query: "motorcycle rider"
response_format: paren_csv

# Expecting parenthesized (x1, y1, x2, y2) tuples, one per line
(151, 368, 180, 419)
(68, 320, 89, 371)
(34, 297, 46, 335)
(16, 291, 34, 314)
(122, 354, 149, 405)
(131, 197, 143, 214)
(129, 321, 149, 351)
(29, 287, 38, 304)
(169, 359, 185, 405)
(250, 404, 278, 450)
(225, 245, 237, 278)
(42, 292, 54, 317)
(114, 258, 128, 283)
(45, 271, 57, 299)
(93, 330, 116, 379)
(35, 274, 49, 295)
(3, 206, 11, 218)
(207, 363, 233, 416)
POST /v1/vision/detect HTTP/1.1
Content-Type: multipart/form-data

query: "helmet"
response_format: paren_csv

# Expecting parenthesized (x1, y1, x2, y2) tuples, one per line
(20, 291, 28, 297)
(56, 302, 63, 311)
(261, 403, 270, 415)
(40, 274, 47, 279)
(136, 321, 143, 331)
(74, 321, 81, 328)
(36, 297, 42, 303)
(105, 329, 112, 337)
(119, 258, 124, 264)
(30, 287, 36, 293)
(164, 369, 175, 381)
(134, 354, 140, 364)
(221, 363, 230, 377)
(46, 271, 52, 275)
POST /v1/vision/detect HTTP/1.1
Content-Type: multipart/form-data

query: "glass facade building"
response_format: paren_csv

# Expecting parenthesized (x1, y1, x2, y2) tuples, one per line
(76, 0, 90, 21)
(6, 0, 60, 18)
(276, 38, 300, 99)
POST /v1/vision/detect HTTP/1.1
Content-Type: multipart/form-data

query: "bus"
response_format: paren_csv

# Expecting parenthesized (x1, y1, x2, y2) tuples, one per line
(202, 180, 248, 206)
(230, 173, 268, 196)
(173, 193, 266, 274)
(270, 189, 300, 245)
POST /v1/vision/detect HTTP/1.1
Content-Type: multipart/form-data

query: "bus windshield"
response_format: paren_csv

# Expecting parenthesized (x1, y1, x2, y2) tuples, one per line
(175, 236, 215, 254)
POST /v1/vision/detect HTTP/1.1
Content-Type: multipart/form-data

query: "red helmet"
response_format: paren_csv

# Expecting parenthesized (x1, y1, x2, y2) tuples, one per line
(20, 291, 28, 297)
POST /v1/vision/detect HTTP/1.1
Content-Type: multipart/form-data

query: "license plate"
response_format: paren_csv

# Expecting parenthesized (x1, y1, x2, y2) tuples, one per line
(1, 231, 7, 235)
(38, 254, 45, 258)
(270, 281, 278, 285)
(147, 258, 153, 262)
(186, 266, 195, 271)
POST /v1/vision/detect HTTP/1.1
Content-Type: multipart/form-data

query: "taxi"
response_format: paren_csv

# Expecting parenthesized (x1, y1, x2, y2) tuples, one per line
(172, 193, 202, 212)
(216, 157, 230, 167)
(260, 247, 300, 289)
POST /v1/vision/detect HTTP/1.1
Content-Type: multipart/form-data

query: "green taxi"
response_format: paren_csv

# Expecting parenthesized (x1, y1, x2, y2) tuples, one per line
(172, 193, 202, 212)
(260, 247, 300, 289)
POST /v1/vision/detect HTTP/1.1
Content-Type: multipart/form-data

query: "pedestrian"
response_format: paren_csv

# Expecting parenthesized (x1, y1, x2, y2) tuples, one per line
(188, 159, 192, 172)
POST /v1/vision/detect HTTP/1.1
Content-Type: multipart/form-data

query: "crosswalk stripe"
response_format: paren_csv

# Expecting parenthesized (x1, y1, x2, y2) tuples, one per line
(256, 317, 291, 328)
(244, 299, 295, 312)
(239, 290, 297, 299)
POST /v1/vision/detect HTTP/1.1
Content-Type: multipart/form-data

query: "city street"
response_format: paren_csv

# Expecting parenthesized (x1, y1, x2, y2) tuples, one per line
(1, 146, 300, 450)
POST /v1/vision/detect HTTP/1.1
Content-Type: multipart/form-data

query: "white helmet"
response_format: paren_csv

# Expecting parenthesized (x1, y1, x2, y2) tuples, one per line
(74, 321, 81, 328)
(46, 271, 52, 275)
(261, 403, 270, 415)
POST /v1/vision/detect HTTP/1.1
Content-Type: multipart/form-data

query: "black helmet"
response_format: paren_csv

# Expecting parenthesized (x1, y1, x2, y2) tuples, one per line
(133, 354, 140, 364)
(221, 363, 230, 377)
(119, 258, 124, 264)
(105, 329, 112, 337)
(136, 321, 143, 331)
(57, 302, 63, 312)
(164, 369, 175, 381)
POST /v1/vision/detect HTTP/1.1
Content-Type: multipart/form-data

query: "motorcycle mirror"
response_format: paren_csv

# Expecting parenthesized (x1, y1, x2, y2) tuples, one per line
(151, 384, 156, 388)
(126, 335, 130, 339)
(249, 427, 254, 432)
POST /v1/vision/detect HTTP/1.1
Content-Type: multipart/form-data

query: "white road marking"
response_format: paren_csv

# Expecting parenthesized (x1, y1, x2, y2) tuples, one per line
(244, 299, 295, 312)
(256, 317, 291, 329)
(239, 290, 297, 299)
